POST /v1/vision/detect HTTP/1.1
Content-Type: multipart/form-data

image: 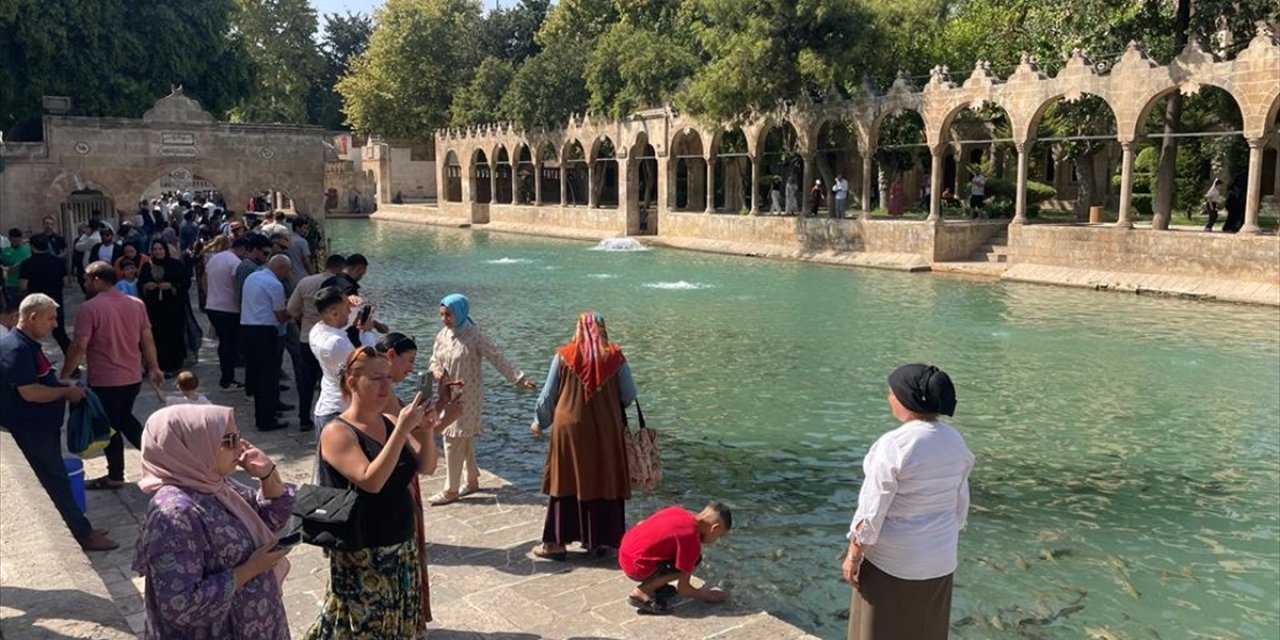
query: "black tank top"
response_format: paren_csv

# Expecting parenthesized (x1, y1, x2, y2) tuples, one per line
(316, 416, 417, 548)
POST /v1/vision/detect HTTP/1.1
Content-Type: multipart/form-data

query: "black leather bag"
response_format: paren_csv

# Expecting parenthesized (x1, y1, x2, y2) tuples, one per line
(290, 420, 364, 550)
(290, 483, 363, 550)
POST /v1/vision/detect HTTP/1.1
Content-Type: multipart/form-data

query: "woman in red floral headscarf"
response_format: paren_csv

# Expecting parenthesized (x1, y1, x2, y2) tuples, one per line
(530, 312, 637, 560)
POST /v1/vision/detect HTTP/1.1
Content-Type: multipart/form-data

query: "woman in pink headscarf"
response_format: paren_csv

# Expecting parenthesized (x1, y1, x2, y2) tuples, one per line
(133, 405, 296, 640)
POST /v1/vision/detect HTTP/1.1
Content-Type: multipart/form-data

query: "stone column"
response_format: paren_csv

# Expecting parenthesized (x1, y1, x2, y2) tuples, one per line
(801, 153, 815, 208)
(1013, 142, 1029, 225)
(559, 164, 568, 207)
(618, 159, 635, 234)
(749, 154, 761, 215)
(928, 147, 943, 222)
(705, 156, 715, 213)
(861, 155, 873, 219)
(1241, 137, 1264, 235)
(511, 162, 520, 205)
(656, 156, 669, 216)
(587, 162, 597, 208)
(533, 159, 543, 206)
(489, 162, 498, 205)
(1116, 141, 1135, 229)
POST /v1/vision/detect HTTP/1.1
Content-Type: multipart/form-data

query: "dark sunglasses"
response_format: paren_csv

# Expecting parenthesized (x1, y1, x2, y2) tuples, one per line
(221, 431, 241, 449)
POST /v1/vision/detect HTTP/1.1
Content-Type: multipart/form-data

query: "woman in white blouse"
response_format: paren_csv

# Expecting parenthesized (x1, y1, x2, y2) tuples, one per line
(843, 364, 974, 640)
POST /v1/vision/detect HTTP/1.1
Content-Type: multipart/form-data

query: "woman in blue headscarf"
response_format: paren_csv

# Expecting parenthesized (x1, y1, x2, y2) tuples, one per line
(427, 294, 536, 505)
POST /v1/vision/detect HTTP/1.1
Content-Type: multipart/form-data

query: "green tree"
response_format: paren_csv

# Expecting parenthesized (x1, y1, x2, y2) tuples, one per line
(500, 41, 590, 130)
(230, 0, 325, 124)
(479, 0, 550, 64)
(680, 0, 878, 122)
(585, 22, 697, 119)
(337, 0, 483, 137)
(450, 56, 515, 127)
(310, 11, 373, 130)
(0, 0, 254, 135)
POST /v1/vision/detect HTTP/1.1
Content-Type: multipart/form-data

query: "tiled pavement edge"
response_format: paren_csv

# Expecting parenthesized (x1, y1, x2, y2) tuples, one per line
(3, 290, 818, 640)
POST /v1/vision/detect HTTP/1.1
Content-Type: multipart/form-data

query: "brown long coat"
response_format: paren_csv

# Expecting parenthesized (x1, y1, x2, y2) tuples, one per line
(541, 363, 631, 502)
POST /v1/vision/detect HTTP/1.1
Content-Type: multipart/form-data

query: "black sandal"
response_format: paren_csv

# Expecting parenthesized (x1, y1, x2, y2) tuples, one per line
(629, 595, 671, 615)
(86, 476, 124, 491)
(655, 585, 677, 599)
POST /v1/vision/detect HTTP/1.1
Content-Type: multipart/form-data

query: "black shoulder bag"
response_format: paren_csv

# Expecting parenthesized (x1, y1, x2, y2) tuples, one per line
(290, 421, 365, 550)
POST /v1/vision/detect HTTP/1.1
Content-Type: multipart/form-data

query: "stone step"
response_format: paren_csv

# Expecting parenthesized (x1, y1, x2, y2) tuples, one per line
(986, 252, 1009, 263)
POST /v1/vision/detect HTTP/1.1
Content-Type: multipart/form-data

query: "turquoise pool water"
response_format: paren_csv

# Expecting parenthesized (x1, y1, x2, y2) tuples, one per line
(330, 219, 1280, 639)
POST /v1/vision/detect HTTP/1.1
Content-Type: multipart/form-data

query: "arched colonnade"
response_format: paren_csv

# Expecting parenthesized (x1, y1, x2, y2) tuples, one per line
(437, 27, 1280, 234)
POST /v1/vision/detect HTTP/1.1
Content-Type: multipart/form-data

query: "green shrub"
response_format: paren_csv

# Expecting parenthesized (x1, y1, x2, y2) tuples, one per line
(984, 199, 1014, 219)
(985, 178, 1057, 204)
(1131, 193, 1153, 217)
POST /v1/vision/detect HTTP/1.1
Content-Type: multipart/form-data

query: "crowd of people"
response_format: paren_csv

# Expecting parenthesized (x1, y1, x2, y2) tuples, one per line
(0, 196, 976, 639)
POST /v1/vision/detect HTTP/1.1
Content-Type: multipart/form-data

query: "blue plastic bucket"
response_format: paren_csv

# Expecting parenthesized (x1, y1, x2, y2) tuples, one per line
(63, 456, 86, 514)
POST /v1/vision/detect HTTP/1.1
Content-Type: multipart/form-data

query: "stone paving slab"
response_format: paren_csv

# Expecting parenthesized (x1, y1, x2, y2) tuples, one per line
(3, 292, 817, 639)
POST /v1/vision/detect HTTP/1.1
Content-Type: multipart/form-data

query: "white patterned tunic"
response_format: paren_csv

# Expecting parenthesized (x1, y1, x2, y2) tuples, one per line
(429, 322, 525, 438)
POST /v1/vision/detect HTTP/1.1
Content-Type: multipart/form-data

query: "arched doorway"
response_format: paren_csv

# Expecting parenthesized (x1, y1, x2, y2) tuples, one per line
(592, 137, 619, 208)
(471, 149, 492, 204)
(514, 143, 534, 204)
(495, 146, 512, 204)
(714, 127, 751, 214)
(760, 121, 802, 214)
(940, 102, 1013, 219)
(668, 129, 706, 212)
(444, 151, 463, 202)
(564, 140, 587, 206)
(813, 119, 860, 217)
(630, 133, 659, 234)
(1029, 94, 1118, 221)
(874, 109, 928, 215)
(539, 143, 561, 205)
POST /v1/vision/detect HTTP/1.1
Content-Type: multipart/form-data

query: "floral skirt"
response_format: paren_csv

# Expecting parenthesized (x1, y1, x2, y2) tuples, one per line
(304, 540, 421, 640)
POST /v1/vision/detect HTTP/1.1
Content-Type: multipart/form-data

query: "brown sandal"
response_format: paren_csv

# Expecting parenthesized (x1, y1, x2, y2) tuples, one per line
(85, 476, 125, 491)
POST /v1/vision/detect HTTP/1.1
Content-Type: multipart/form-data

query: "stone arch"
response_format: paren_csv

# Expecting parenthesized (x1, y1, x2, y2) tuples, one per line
(812, 118, 861, 197)
(1027, 94, 1119, 218)
(669, 127, 707, 211)
(1127, 81, 1244, 144)
(592, 135, 619, 207)
(494, 145, 512, 204)
(759, 119, 804, 212)
(562, 139, 587, 206)
(713, 126, 751, 213)
(630, 131, 659, 233)
(443, 150, 463, 202)
(1260, 84, 1280, 140)
(869, 105, 926, 152)
(513, 142, 534, 204)
(471, 148, 491, 204)
(537, 141, 561, 205)
(935, 101, 1014, 211)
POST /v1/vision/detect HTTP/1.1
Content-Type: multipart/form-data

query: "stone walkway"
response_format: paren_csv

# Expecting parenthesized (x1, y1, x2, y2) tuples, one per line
(40, 295, 815, 640)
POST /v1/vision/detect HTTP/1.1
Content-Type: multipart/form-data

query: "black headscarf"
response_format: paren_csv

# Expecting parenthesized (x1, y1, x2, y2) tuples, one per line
(888, 364, 957, 417)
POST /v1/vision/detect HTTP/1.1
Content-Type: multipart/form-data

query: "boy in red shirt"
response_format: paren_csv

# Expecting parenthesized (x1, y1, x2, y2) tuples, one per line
(618, 502, 732, 614)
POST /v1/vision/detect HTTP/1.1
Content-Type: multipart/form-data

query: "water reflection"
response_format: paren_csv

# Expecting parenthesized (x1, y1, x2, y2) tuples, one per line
(333, 220, 1280, 639)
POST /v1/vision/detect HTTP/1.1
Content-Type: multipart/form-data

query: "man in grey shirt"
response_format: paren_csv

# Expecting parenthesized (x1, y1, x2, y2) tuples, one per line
(286, 253, 346, 430)
(287, 217, 314, 285)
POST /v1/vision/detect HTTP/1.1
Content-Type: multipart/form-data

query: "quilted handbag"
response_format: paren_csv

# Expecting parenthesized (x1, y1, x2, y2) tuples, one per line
(622, 400, 661, 491)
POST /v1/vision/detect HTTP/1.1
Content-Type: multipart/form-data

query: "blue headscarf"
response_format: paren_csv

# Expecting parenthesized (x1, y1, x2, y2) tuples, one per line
(440, 293, 471, 331)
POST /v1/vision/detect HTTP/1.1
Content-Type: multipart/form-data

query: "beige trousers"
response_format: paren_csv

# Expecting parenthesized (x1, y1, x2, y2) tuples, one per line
(443, 435, 479, 494)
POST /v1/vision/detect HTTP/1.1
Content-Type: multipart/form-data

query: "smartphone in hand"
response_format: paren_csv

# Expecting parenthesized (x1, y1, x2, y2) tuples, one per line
(274, 531, 303, 551)
(416, 371, 434, 404)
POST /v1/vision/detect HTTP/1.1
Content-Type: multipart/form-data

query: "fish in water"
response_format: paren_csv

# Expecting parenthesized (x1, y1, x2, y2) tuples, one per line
(1018, 604, 1086, 627)
(1085, 627, 1124, 640)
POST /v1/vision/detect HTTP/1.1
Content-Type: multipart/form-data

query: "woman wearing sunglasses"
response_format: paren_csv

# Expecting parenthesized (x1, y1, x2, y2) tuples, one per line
(133, 404, 295, 639)
(305, 346, 440, 639)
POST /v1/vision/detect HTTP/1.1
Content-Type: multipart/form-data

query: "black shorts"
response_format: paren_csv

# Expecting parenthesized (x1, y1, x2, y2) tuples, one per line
(969, 194, 985, 208)
(634, 561, 680, 582)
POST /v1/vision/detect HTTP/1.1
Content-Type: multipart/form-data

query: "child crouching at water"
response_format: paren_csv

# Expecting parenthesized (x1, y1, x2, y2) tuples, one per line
(618, 502, 732, 614)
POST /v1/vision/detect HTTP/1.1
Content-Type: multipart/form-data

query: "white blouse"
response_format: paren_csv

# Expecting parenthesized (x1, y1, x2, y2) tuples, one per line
(848, 419, 974, 580)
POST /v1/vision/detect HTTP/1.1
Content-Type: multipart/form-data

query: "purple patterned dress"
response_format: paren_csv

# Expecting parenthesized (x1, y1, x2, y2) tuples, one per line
(133, 482, 295, 640)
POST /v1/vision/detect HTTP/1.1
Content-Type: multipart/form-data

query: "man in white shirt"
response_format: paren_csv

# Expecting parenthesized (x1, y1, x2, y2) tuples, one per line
(241, 255, 293, 431)
(205, 236, 249, 389)
(1204, 178, 1223, 231)
(287, 254, 346, 430)
(968, 171, 986, 219)
(257, 211, 289, 238)
(309, 285, 376, 430)
(833, 176, 849, 218)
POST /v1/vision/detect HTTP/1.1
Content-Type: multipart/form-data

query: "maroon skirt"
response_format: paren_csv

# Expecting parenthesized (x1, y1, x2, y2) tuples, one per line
(848, 561, 954, 640)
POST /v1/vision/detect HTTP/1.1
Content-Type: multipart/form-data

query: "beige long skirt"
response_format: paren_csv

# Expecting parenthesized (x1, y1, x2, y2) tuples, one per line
(848, 561, 954, 640)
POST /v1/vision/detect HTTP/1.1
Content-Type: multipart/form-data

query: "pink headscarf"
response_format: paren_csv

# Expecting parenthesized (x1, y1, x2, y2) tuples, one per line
(139, 405, 288, 584)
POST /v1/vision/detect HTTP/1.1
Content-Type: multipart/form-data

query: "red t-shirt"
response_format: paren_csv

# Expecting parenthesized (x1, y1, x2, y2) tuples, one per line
(74, 288, 151, 387)
(618, 506, 701, 581)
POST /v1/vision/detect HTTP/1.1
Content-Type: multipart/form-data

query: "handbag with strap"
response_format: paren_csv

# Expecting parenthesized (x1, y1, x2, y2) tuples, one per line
(621, 400, 662, 491)
(290, 422, 364, 550)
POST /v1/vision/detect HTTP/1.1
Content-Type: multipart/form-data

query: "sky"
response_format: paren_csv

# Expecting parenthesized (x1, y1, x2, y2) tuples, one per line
(311, 0, 382, 20)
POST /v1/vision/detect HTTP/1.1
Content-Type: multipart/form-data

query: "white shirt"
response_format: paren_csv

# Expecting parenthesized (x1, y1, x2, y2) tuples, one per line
(849, 419, 974, 580)
(1206, 185, 1220, 204)
(205, 250, 242, 313)
(834, 178, 848, 196)
(309, 322, 376, 417)
(259, 222, 289, 238)
(240, 269, 285, 326)
(970, 175, 986, 196)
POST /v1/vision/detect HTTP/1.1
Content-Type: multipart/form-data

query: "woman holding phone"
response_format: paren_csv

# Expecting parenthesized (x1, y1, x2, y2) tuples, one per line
(133, 404, 295, 639)
(305, 346, 440, 639)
